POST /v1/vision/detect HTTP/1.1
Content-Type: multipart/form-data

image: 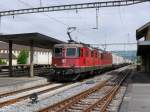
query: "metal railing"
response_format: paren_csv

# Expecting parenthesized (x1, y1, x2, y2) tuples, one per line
(0, 64, 51, 76)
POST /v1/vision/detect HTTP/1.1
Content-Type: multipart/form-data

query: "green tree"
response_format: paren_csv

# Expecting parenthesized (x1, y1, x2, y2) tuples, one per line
(17, 50, 29, 64)
(0, 58, 6, 65)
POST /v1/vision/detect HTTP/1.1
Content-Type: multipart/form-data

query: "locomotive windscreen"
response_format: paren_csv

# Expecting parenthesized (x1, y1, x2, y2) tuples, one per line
(66, 48, 76, 56)
(54, 48, 62, 57)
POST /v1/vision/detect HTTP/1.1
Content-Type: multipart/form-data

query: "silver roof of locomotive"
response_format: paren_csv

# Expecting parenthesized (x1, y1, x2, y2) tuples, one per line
(54, 43, 104, 53)
(54, 43, 86, 48)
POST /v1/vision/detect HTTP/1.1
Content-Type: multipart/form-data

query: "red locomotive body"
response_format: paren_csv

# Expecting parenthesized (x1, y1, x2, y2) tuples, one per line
(101, 52, 112, 66)
(50, 42, 113, 81)
(52, 43, 84, 68)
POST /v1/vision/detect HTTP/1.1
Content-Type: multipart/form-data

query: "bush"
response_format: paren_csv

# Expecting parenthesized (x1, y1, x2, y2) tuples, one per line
(17, 50, 29, 64)
(0, 58, 6, 65)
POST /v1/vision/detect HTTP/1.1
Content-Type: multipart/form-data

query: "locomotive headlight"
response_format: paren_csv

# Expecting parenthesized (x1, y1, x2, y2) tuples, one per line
(62, 59, 65, 64)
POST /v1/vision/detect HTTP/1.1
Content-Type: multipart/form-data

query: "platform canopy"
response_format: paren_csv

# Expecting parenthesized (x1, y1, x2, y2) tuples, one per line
(136, 22, 150, 40)
(0, 32, 65, 77)
(0, 32, 64, 49)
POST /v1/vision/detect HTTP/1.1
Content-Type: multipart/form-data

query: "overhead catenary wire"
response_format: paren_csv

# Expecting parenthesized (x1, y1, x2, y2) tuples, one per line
(117, 6, 132, 51)
(93, 8, 99, 30)
(17, 0, 89, 40)
(0, 16, 1, 33)
(15, 0, 139, 50)
(40, 0, 42, 7)
(0, 5, 62, 38)
(0, 0, 145, 51)
(17, 0, 77, 27)
(0, 0, 148, 17)
(15, 0, 71, 38)
(0, 16, 1, 34)
(96, 8, 99, 29)
(17, 0, 69, 27)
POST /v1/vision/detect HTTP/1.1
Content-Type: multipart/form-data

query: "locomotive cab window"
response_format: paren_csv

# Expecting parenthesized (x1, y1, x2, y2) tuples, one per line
(66, 48, 76, 57)
(54, 48, 62, 57)
(77, 48, 80, 57)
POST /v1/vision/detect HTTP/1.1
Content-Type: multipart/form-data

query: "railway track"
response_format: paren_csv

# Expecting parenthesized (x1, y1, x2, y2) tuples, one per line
(0, 83, 52, 98)
(0, 72, 102, 109)
(0, 83, 71, 108)
(39, 69, 131, 112)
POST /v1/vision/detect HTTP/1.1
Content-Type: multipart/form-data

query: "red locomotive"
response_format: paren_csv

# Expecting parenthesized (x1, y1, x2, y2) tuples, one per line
(49, 28, 129, 81)
(50, 42, 113, 81)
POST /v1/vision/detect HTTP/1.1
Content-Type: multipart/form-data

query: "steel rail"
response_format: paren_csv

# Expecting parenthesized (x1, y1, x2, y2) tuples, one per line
(0, 83, 70, 108)
(84, 70, 130, 112)
(0, 83, 52, 98)
(38, 80, 108, 112)
(39, 69, 130, 112)
(83, 85, 118, 112)
(100, 70, 131, 112)
(0, 0, 149, 16)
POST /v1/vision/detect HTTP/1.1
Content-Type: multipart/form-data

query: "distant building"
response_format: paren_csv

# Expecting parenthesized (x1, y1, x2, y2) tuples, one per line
(0, 53, 17, 65)
(136, 22, 150, 72)
(0, 42, 52, 65)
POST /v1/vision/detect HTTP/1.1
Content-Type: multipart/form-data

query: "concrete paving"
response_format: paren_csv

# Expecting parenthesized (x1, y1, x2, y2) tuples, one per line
(119, 71, 150, 112)
(0, 76, 49, 94)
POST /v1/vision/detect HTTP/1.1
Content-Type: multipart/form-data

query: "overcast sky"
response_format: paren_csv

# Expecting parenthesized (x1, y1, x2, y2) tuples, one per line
(0, 0, 150, 51)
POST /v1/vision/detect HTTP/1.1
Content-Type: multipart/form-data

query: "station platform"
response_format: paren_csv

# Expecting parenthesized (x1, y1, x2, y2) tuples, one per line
(0, 76, 49, 94)
(119, 71, 150, 112)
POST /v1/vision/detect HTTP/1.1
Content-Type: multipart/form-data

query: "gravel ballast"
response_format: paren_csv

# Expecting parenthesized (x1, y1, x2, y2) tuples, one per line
(0, 74, 112, 112)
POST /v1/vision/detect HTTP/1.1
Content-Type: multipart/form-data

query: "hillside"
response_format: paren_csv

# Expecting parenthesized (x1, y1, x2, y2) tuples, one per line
(112, 50, 137, 61)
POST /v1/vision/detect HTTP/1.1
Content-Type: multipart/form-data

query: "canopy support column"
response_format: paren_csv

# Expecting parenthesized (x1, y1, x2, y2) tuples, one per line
(30, 40, 34, 77)
(9, 40, 13, 77)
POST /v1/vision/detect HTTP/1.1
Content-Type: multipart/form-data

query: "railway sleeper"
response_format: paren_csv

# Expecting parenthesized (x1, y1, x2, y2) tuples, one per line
(81, 99, 98, 104)
(92, 107, 101, 111)
(67, 109, 82, 112)
(38, 70, 129, 112)
(69, 106, 85, 110)
(76, 102, 92, 106)
(106, 106, 119, 112)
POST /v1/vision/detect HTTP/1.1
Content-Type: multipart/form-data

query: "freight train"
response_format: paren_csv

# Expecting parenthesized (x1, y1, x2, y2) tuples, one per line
(49, 41, 131, 81)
